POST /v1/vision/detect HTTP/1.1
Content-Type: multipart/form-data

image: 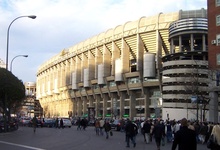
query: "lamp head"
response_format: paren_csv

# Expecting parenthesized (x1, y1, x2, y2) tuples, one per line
(28, 15, 37, 19)
(24, 55, 28, 57)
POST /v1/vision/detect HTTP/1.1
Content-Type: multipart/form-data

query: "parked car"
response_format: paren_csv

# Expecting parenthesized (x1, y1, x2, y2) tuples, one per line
(0, 119, 18, 132)
(58, 118, 72, 128)
(42, 119, 55, 128)
(110, 119, 121, 131)
(19, 118, 31, 126)
(28, 118, 43, 127)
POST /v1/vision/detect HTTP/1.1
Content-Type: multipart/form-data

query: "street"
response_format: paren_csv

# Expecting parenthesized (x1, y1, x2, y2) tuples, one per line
(0, 126, 208, 150)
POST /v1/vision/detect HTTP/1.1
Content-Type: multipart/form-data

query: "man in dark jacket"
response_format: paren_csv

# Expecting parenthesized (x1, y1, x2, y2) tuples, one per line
(152, 120, 165, 150)
(143, 120, 151, 143)
(125, 119, 137, 148)
(172, 118, 197, 150)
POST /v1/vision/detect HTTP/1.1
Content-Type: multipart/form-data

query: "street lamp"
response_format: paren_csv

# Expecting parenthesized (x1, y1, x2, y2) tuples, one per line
(6, 15, 36, 70)
(10, 55, 28, 72)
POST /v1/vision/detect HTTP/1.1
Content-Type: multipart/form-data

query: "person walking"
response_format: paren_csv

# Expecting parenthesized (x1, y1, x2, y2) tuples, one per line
(32, 116, 37, 133)
(55, 118, 59, 128)
(199, 122, 208, 144)
(152, 120, 165, 150)
(142, 119, 151, 144)
(125, 119, 137, 148)
(59, 118, 64, 129)
(207, 124, 220, 150)
(171, 118, 197, 150)
(166, 120, 173, 143)
(76, 117, 81, 130)
(95, 119, 101, 135)
(103, 120, 111, 139)
(99, 118, 105, 136)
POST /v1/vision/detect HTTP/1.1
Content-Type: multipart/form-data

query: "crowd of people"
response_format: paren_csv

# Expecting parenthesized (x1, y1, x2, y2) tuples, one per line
(80, 117, 220, 150)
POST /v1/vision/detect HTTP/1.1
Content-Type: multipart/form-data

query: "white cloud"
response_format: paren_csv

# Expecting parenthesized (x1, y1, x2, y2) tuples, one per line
(0, 0, 207, 82)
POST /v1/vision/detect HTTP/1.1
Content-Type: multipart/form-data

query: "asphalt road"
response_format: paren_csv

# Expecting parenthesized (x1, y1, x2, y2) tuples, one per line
(0, 126, 208, 150)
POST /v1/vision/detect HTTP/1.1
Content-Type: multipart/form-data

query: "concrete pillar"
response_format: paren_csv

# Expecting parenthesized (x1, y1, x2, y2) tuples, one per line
(65, 60, 70, 85)
(88, 51, 95, 80)
(76, 55, 81, 85)
(88, 95, 94, 107)
(81, 54, 88, 82)
(209, 91, 219, 123)
(202, 34, 206, 51)
(103, 94, 108, 118)
(112, 42, 120, 76)
(121, 38, 130, 73)
(179, 35, 182, 52)
(129, 91, 136, 120)
(95, 95, 101, 118)
(120, 92, 126, 118)
(57, 64, 61, 88)
(190, 34, 194, 51)
(170, 38, 174, 53)
(82, 97, 87, 116)
(73, 99, 77, 117)
(137, 34, 144, 75)
(77, 98, 82, 117)
(103, 45, 111, 77)
(111, 93, 118, 119)
(144, 88, 150, 118)
(95, 48, 103, 78)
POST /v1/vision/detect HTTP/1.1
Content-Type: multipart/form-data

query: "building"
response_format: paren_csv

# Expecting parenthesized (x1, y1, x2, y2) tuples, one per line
(0, 59, 6, 68)
(36, 8, 218, 121)
(207, 0, 220, 123)
(20, 82, 43, 118)
(162, 9, 209, 121)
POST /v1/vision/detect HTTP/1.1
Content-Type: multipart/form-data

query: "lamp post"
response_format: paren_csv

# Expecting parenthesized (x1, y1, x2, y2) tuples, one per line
(6, 15, 36, 70)
(10, 55, 28, 72)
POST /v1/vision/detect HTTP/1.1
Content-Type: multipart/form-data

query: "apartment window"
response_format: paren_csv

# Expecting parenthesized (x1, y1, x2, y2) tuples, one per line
(216, 0, 220, 6)
(217, 34, 220, 46)
(217, 15, 220, 26)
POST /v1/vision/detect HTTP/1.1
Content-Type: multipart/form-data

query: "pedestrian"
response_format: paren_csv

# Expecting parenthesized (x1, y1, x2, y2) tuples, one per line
(95, 118, 100, 135)
(142, 119, 151, 144)
(125, 119, 137, 148)
(81, 118, 87, 130)
(171, 118, 197, 150)
(199, 122, 208, 144)
(55, 118, 59, 128)
(76, 117, 81, 130)
(140, 119, 146, 142)
(99, 118, 104, 136)
(207, 124, 220, 150)
(166, 120, 173, 143)
(120, 119, 125, 132)
(152, 120, 165, 150)
(103, 120, 111, 139)
(32, 116, 37, 133)
(60, 118, 64, 129)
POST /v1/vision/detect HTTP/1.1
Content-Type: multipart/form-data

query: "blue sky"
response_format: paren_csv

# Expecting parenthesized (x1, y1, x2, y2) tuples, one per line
(0, 0, 207, 83)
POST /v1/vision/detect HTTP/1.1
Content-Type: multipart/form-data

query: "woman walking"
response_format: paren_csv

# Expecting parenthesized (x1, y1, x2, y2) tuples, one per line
(207, 124, 220, 150)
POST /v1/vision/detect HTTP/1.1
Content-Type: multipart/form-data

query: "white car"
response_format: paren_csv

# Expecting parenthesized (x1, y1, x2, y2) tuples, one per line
(58, 118, 72, 128)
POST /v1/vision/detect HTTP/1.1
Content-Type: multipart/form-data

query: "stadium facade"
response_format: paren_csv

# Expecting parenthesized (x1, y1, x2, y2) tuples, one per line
(36, 8, 218, 121)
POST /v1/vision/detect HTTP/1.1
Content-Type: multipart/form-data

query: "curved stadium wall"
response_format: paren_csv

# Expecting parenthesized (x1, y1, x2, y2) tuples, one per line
(36, 9, 209, 121)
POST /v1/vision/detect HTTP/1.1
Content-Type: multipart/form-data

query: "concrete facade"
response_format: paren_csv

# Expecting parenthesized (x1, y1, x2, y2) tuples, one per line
(36, 9, 217, 121)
